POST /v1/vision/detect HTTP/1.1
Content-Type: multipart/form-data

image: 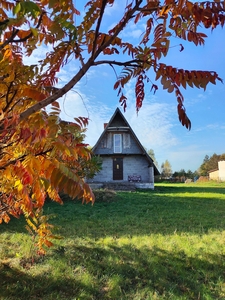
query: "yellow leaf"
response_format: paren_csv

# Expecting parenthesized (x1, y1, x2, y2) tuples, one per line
(3, 167, 12, 180)
(0, 109, 4, 121)
(15, 180, 23, 192)
(3, 212, 10, 223)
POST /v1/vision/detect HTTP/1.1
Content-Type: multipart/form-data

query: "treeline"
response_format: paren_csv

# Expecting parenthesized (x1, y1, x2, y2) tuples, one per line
(199, 153, 225, 176)
(149, 149, 225, 181)
(171, 169, 199, 182)
(172, 153, 225, 181)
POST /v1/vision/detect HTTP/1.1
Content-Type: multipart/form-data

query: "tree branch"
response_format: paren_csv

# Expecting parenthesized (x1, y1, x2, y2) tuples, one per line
(19, 57, 94, 122)
(0, 27, 19, 51)
(91, 0, 108, 57)
(17, 2, 152, 123)
(92, 1, 143, 60)
(0, 12, 45, 50)
(93, 59, 142, 67)
(0, 147, 53, 170)
(0, 19, 9, 27)
(3, 83, 18, 113)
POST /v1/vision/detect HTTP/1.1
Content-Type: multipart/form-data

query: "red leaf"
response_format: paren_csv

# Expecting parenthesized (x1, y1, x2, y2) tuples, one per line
(150, 84, 158, 94)
(52, 101, 60, 108)
(177, 104, 191, 130)
(22, 173, 33, 185)
(20, 128, 32, 143)
(119, 94, 127, 103)
(135, 75, 145, 112)
(114, 81, 120, 90)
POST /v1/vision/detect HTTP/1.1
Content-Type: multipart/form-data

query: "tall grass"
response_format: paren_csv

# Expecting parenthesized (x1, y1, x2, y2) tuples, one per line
(1, 182, 225, 299)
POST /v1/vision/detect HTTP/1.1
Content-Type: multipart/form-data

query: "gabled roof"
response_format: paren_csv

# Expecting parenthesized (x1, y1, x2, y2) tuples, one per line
(208, 168, 218, 173)
(92, 107, 160, 175)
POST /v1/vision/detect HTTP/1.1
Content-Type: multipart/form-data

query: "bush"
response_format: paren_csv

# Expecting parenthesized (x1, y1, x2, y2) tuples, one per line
(93, 189, 117, 202)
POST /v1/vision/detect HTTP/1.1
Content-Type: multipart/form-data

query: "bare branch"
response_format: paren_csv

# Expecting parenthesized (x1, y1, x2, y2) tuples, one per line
(91, 0, 108, 57)
(93, 59, 142, 67)
(92, 1, 142, 59)
(19, 57, 94, 122)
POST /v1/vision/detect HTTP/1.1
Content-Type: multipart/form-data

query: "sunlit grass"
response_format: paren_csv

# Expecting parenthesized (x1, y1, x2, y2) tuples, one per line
(1, 181, 225, 299)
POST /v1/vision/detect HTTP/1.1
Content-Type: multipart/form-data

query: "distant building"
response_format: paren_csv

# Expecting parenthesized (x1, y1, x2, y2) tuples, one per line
(87, 108, 160, 189)
(208, 161, 225, 181)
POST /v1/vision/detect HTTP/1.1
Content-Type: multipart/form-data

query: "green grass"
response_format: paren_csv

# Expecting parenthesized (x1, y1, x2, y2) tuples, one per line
(1, 182, 225, 299)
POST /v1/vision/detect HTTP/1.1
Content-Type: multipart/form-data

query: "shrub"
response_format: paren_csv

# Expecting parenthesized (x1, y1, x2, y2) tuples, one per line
(93, 189, 117, 202)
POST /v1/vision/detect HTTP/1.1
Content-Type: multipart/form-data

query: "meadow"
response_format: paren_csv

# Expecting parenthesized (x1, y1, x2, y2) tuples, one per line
(0, 182, 225, 300)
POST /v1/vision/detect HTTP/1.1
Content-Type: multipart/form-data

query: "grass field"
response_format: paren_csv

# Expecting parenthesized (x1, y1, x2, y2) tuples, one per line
(0, 182, 225, 300)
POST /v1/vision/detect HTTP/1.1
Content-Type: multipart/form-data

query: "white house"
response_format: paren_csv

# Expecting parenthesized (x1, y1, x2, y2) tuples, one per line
(208, 161, 225, 181)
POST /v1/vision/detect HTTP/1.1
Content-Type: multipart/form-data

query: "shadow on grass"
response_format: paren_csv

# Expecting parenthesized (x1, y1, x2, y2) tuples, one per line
(1, 242, 224, 299)
(1, 184, 225, 238)
(1, 184, 225, 299)
(48, 190, 225, 238)
(153, 183, 225, 195)
(0, 261, 96, 300)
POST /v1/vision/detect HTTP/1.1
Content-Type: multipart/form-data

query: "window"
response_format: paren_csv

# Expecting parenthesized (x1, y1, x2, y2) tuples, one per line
(114, 134, 122, 153)
(123, 133, 130, 149)
(101, 137, 107, 148)
(107, 133, 112, 148)
(101, 133, 112, 148)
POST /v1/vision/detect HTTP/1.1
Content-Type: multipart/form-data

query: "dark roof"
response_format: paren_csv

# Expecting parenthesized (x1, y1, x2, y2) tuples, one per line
(208, 168, 219, 173)
(92, 107, 160, 175)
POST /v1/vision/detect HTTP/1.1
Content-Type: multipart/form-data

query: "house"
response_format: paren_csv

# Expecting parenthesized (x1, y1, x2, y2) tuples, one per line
(208, 161, 225, 181)
(87, 108, 160, 189)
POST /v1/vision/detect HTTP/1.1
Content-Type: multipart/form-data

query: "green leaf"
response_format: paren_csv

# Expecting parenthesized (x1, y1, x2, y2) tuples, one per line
(30, 27, 38, 37)
(13, 2, 21, 15)
(49, 0, 58, 9)
(23, 1, 41, 18)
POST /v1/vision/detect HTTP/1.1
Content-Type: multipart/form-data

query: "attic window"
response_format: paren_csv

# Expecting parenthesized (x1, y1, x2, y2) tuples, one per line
(107, 133, 112, 148)
(101, 133, 112, 148)
(123, 133, 130, 149)
(101, 137, 107, 148)
(114, 134, 122, 153)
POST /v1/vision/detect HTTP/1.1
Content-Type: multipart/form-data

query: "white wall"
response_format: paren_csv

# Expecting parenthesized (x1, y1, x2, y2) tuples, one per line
(218, 161, 225, 181)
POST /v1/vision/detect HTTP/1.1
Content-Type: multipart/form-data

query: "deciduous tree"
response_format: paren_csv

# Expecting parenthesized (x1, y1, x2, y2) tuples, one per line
(1, 0, 225, 251)
(161, 160, 172, 178)
(147, 149, 159, 169)
(199, 153, 225, 175)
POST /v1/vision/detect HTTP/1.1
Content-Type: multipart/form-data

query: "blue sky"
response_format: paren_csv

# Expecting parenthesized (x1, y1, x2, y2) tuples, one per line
(25, 1, 225, 172)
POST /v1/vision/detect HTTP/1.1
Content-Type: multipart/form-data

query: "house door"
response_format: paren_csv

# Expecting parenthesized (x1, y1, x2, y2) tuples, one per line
(113, 158, 123, 180)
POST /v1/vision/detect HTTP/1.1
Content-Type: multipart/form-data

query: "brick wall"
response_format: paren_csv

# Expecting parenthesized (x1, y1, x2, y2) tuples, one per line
(89, 155, 153, 183)
(91, 157, 113, 182)
(123, 156, 149, 182)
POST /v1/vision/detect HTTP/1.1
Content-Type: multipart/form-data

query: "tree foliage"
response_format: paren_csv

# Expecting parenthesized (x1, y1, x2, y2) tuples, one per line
(172, 169, 199, 181)
(147, 148, 159, 169)
(161, 159, 172, 178)
(199, 153, 225, 175)
(0, 0, 225, 252)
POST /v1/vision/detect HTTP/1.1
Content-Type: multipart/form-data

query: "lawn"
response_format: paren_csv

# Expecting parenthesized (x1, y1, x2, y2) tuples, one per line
(0, 182, 225, 300)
